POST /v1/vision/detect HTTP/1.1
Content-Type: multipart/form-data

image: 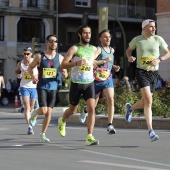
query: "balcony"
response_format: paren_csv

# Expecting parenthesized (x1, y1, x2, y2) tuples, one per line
(108, 4, 155, 20)
(0, 0, 9, 7)
(19, 1, 50, 10)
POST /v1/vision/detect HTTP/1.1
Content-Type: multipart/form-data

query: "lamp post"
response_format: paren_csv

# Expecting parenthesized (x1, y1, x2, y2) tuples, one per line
(111, 16, 127, 76)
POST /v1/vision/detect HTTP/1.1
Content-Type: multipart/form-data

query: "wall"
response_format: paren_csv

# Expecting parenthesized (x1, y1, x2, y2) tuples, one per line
(157, 12, 170, 82)
(157, 0, 170, 13)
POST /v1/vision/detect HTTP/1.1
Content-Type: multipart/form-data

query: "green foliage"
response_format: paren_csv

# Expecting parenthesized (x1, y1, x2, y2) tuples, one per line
(77, 98, 84, 113)
(114, 87, 142, 116)
(62, 68, 71, 90)
(77, 86, 170, 118)
(152, 88, 170, 118)
(95, 97, 108, 115)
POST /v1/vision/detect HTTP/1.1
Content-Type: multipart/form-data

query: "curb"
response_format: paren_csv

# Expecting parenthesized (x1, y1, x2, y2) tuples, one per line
(3, 106, 170, 130)
(66, 114, 170, 130)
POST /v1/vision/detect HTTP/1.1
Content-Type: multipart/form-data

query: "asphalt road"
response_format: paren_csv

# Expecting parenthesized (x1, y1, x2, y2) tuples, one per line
(0, 108, 170, 170)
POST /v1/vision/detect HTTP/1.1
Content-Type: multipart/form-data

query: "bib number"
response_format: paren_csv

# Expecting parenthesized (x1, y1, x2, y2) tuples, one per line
(23, 73, 32, 80)
(140, 56, 155, 66)
(78, 65, 92, 72)
(96, 71, 110, 81)
(43, 68, 57, 78)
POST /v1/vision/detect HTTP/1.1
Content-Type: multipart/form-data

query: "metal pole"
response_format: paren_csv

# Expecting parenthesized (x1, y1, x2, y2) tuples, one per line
(98, 6, 127, 75)
(112, 17, 127, 76)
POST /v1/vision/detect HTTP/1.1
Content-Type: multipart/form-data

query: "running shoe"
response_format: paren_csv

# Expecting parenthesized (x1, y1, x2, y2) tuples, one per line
(40, 133, 50, 143)
(58, 117, 66, 137)
(85, 134, 99, 146)
(107, 125, 116, 134)
(21, 107, 24, 114)
(79, 106, 88, 123)
(27, 126, 34, 135)
(125, 103, 134, 123)
(29, 110, 37, 127)
(149, 130, 159, 142)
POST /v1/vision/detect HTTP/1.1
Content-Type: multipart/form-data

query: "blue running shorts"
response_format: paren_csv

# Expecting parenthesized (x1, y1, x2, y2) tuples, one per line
(20, 87, 37, 99)
(94, 78, 114, 95)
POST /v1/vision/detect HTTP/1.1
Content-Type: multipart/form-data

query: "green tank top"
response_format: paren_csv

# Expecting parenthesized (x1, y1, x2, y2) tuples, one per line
(71, 43, 94, 84)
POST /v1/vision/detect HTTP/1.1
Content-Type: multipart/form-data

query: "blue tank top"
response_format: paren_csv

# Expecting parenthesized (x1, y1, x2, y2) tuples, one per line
(94, 45, 114, 81)
(37, 52, 60, 90)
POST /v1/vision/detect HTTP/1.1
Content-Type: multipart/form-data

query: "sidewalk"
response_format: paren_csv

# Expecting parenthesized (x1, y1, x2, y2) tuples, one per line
(52, 107, 170, 130)
(1, 105, 170, 130)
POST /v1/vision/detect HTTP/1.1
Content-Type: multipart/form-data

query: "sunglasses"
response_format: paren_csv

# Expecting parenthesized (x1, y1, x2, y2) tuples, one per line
(24, 53, 31, 56)
(48, 40, 58, 43)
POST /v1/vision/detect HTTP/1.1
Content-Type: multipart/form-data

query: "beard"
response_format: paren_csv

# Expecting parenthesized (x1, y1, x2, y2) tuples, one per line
(49, 46, 57, 50)
(81, 36, 90, 45)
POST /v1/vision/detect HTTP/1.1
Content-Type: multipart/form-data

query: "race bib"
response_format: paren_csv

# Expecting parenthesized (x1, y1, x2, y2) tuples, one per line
(140, 56, 155, 66)
(95, 70, 110, 81)
(78, 64, 92, 72)
(42, 68, 57, 78)
(23, 73, 32, 80)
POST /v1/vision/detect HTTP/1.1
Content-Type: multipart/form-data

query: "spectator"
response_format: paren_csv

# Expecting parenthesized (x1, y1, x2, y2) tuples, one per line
(6, 79, 12, 92)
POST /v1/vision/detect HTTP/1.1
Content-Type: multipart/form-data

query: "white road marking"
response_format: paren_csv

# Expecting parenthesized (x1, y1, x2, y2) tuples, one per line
(53, 144, 170, 169)
(78, 160, 168, 170)
(12, 145, 23, 147)
(80, 149, 170, 168)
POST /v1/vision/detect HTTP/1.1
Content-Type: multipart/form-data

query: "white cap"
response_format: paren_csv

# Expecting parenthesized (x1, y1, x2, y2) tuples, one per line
(142, 19, 154, 29)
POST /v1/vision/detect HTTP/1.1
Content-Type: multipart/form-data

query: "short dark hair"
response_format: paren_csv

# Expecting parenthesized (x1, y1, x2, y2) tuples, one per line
(99, 29, 110, 37)
(76, 24, 91, 37)
(46, 34, 57, 41)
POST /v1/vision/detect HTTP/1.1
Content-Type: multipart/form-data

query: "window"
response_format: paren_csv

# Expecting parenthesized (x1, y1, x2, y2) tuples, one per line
(75, 0, 91, 8)
(27, 0, 38, 7)
(0, 16, 4, 41)
(17, 18, 45, 43)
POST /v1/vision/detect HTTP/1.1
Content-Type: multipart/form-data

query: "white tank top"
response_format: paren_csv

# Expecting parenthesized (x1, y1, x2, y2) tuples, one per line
(20, 60, 38, 88)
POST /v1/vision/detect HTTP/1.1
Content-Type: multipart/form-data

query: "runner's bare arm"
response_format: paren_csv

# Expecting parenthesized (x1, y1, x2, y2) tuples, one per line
(27, 54, 40, 84)
(15, 61, 22, 79)
(126, 47, 136, 63)
(61, 45, 86, 69)
(59, 54, 68, 78)
(1, 76, 5, 89)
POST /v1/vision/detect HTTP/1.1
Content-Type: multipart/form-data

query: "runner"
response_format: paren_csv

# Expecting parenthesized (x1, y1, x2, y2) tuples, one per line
(15, 47, 38, 134)
(28, 34, 67, 142)
(125, 19, 170, 142)
(58, 24, 99, 146)
(79, 29, 120, 135)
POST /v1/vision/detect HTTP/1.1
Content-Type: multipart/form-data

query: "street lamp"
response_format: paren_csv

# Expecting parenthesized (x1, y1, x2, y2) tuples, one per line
(111, 16, 127, 76)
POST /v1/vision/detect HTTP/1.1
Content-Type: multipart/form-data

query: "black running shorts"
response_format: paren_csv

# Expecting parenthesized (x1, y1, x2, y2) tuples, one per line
(37, 89, 57, 108)
(136, 68, 159, 93)
(69, 81, 95, 106)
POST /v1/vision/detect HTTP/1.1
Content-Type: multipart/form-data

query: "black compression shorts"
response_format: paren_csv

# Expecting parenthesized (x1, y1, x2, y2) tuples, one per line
(37, 89, 57, 108)
(69, 81, 95, 106)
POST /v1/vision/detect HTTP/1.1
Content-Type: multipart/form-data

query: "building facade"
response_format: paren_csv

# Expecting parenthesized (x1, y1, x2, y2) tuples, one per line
(0, 0, 56, 83)
(1, 0, 162, 83)
(57, 0, 156, 79)
(157, 0, 170, 82)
